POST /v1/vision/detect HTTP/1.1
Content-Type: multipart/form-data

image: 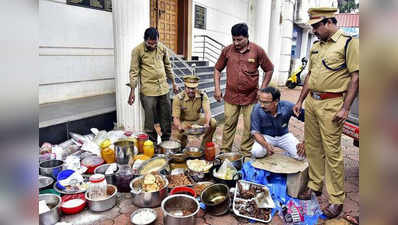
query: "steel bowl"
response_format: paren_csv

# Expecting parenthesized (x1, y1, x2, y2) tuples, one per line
(159, 140, 181, 154)
(94, 163, 119, 185)
(40, 160, 64, 179)
(161, 194, 200, 225)
(39, 194, 62, 225)
(39, 176, 54, 191)
(130, 174, 169, 208)
(200, 184, 230, 216)
(85, 184, 117, 212)
(169, 152, 188, 163)
(215, 152, 248, 171)
(130, 208, 158, 225)
(183, 147, 204, 159)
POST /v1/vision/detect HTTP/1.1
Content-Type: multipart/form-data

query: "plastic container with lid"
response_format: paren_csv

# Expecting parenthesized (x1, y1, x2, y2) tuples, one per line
(143, 140, 155, 158)
(100, 139, 115, 164)
(205, 142, 216, 161)
(88, 174, 107, 200)
(137, 134, 149, 154)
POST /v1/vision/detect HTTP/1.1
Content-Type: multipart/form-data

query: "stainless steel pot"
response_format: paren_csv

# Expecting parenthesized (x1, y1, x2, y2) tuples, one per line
(183, 147, 204, 159)
(39, 194, 62, 225)
(114, 140, 135, 165)
(85, 184, 118, 212)
(161, 194, 200, 225)
(94, 164, 119, 185)
(39, 160, 64, 179)
(159, 140, 181, 154)
(130, 174, 169, 208)
(215, 152, 248, 171)
(39, 176, 54, 191)
(200, 184, 230, 216)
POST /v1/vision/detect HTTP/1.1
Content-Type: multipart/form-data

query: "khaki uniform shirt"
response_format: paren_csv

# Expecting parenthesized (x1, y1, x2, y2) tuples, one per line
(308, 29, 359, 93)
(129, 42, 175, 96)
(172, 91, 210, 121)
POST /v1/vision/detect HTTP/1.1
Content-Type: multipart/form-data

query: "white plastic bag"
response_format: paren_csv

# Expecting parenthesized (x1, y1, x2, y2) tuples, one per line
(214, 159, 237, 180)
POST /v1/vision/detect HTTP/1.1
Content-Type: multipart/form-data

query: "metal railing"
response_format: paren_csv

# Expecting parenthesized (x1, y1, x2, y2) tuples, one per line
(193, 35, 225, 65)
(164, 46, 192, 84)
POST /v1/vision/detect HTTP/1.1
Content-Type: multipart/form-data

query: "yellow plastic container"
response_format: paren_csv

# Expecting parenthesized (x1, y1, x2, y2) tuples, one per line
(143, 140, 155, 158)
(134, 154, 150, 161)
(100, 139, 115, 164)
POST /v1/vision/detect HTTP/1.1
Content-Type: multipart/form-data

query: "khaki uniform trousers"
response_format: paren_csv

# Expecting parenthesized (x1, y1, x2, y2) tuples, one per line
(174, 115, 217, 149)
(221, 102, 255, 154)
(305, 95, 345, 204)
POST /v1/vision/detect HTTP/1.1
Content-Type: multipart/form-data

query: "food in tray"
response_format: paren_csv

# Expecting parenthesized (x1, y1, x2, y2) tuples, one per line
(167, 173, 192, 189)
(139, 157, 168, 174)
(234, 199, 271, 221)
(186, 159, 212, 172)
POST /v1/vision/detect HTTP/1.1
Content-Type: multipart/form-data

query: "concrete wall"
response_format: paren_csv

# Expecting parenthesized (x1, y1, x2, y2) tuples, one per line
(191, 0, 250, 63)
(39, 0, 115, 104)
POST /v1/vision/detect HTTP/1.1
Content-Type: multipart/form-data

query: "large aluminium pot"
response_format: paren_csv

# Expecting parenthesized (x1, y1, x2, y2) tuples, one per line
(39, 194, 62, 225)
(161, 194, 200, 225)
(129, 174, 169, 208)
(200, 184, 230, 216)
(85, 184, 118, 212)
(215, 152, 248, 171)
(39, 160, 64, 179)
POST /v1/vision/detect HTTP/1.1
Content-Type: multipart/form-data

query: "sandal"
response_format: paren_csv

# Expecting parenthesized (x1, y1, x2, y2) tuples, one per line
(322, 204, 343, 219)
(343, 214, 359, 225)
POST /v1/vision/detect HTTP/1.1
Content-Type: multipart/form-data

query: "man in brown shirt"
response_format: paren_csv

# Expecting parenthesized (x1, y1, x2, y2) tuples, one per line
(128, 27, 179, 142)
(214, 23, 274, 154)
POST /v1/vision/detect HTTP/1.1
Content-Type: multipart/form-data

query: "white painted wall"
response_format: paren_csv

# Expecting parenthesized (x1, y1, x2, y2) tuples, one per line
(39, 0, 114, 104)
(192, 0, 250, 63)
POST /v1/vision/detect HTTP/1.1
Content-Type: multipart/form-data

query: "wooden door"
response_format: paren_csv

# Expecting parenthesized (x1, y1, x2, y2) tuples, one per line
(150, 0, 178, 53)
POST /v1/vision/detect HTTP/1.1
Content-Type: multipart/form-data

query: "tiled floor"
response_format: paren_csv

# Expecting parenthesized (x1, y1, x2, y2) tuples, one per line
(60, 87, 359, 225)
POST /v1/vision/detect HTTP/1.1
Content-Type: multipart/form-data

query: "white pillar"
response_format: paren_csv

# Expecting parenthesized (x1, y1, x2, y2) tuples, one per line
(300, 28, 310, 59)
(278, 0, 295, 86)
(250, 0, 272, 86)
(112, 0, 149, 131)
(268, 0, 281, 86)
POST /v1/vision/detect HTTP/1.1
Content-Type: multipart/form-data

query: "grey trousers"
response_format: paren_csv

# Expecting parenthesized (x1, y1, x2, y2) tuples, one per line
(140, 93, 172, 142)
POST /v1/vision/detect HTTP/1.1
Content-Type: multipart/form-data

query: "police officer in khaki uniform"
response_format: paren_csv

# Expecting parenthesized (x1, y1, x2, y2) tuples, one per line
(293, 8, 359, 218)
(172, 75, 217, 149)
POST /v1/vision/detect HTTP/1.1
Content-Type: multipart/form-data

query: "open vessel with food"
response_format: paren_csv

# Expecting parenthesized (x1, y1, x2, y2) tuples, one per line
(186, 159, 213, 182)
(232, 180, 275, 223)
(130, 173, 168, 208)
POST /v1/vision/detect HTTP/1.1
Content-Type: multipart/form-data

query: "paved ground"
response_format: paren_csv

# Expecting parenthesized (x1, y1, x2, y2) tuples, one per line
(60, 87, 359, 225)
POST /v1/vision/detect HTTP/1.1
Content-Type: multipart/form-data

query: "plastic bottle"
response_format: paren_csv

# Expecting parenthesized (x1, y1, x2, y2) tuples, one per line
(100, 139, 115, 163)
(143, 140, 155, 158)
(204, 142, 216, 161)
(137, 134, 149, 154)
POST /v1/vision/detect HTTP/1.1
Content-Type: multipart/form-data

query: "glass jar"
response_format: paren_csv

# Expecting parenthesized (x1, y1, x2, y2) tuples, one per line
(100, 139, 115, 164)
(88, 174, 107, 200)
(205, 142, 216, 161)
(137, 134, 149, 154)
(143, 140, 155, 158)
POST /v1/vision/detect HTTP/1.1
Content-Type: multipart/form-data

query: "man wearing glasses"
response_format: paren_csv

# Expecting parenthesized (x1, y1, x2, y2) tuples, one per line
(250, 87, 305, 160)
(128, 27, 179, 142)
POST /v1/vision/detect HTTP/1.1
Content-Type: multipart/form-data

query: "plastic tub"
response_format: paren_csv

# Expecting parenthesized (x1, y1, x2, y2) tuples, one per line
(170, 186, 196, 198)
(60, 193, 86, 214)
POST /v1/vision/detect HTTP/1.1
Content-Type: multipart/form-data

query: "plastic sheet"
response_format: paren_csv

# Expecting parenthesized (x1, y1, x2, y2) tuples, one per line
(241, 161, 322, 225)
